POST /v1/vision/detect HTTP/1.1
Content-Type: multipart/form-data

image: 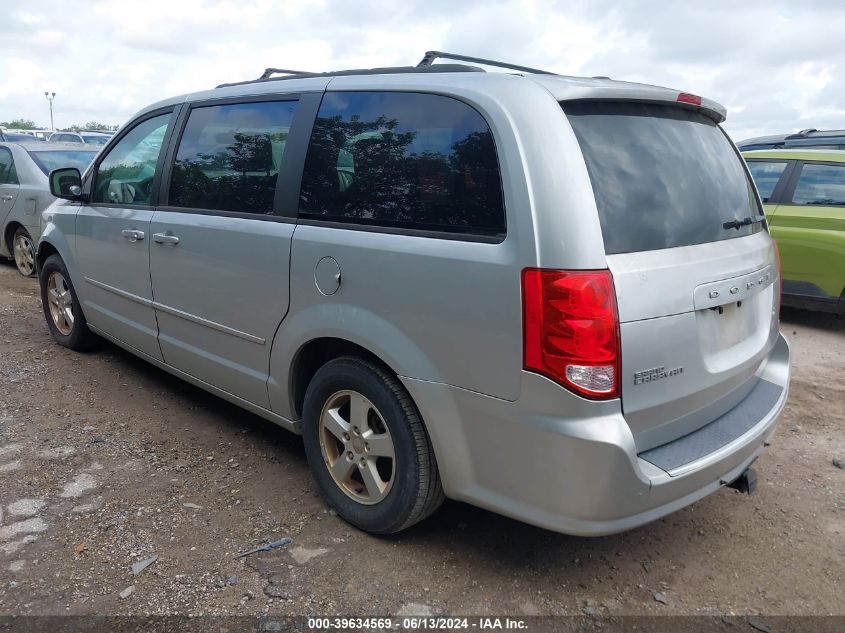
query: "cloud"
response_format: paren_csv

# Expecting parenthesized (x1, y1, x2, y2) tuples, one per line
(0, 0, 841, 142)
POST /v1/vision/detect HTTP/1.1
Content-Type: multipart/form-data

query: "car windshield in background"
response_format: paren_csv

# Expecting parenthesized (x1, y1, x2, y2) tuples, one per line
(82, 135, 109, 145)
(4, 133, 39, 142)
(746, 161, 789, 202)
(27, 150, 98, 175)
(563, 101, 762, 254)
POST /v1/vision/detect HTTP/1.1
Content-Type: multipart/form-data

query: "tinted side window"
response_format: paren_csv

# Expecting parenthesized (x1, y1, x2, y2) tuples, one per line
(791, 163, 845, 205)
(746, 160, 788, 202)
(168, 101, 297, 215)
(92, 113, 172, 205)
(0, 148, 18, 185)
(299, 91, 505, 238)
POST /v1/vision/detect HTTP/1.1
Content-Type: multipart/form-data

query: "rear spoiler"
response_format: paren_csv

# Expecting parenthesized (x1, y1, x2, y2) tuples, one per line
(527, 76, 728, 124)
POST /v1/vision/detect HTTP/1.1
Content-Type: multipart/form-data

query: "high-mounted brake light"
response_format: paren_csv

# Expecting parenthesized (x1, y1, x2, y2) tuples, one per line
(677, 92, 702, 106)
(522, 269, 620, 399)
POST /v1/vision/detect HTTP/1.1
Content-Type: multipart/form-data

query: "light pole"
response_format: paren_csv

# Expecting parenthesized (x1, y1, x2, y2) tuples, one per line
(44, 92, 56, 130)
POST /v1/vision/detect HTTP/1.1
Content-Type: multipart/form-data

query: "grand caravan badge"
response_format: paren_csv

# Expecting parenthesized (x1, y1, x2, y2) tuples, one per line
(633, 365, 684, 385)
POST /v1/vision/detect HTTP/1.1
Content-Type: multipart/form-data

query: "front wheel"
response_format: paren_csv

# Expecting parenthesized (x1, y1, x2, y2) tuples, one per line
(12, 227, 35, 277)
(39, 254, 98, 351)
(302, 357, 444, 534)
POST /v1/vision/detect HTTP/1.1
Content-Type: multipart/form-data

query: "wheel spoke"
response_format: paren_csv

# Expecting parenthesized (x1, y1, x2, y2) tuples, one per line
(348, 392, 370, 430)
(63, 306, 75, 327)
(359, 461, 388, 501)
(49, 288, 61, 304)
(322, 407, 350, 441)
(330, 456, 356, 482)
(363, 432, 395, 459)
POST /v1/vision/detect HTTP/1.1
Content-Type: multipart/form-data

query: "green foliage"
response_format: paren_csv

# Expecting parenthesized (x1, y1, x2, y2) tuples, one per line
(0, 118, 40, 129)
(66, 121, 120, 132)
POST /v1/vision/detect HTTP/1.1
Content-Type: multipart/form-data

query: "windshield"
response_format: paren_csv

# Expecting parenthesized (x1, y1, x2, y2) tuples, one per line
(563, 101, 763, 254)
(28, 150, 98, 175)
(82, 135, 109, 145)
(5, 132, 38, 142)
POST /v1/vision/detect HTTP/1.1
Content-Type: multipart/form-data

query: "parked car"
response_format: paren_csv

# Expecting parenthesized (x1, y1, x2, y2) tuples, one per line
(738, 128, 845, 151)
(36, 52, 790, 536)
(48, 131, 111, 145)
(0, 130, 45, 142)
(1, 142, 98, 275)
(743, 148, 845, 313)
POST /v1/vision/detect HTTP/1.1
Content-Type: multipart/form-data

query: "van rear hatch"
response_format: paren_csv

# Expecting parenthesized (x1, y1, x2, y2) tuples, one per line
(563, 100, 780, 453)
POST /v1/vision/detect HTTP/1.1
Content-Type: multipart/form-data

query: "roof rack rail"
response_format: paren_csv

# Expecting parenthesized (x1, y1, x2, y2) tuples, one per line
(417, 50, 556, 75)
(786, 128, 818, 139)
(259, 68, 313, 80)
(215, 51, 548, 89)
(216, 63, 483, 89)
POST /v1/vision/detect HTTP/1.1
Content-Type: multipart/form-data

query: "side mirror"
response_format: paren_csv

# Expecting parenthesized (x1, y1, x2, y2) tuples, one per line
(49, 168, 86, 200)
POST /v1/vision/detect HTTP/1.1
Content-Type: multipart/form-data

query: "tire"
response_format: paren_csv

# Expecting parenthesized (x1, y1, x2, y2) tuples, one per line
(12, 226, 36, 277)
(302, 356, 444, 534)
(39, 254, 98, 351)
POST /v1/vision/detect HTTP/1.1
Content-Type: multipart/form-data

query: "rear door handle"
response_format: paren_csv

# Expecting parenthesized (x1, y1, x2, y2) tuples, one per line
(1, 194, 14, 201)
(152, 232, 180, 245)
(121, 229, 145, 242)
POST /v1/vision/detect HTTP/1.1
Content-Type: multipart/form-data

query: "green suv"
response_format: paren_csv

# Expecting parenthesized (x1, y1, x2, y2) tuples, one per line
(743, 149, 845, 313)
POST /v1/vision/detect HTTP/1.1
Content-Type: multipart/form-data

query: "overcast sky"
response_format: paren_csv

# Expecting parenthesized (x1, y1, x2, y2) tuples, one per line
(1, 0, 842, 141)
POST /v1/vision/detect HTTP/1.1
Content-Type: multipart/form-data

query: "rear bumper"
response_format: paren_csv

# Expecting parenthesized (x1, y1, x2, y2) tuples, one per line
(402, 332, 790, 536)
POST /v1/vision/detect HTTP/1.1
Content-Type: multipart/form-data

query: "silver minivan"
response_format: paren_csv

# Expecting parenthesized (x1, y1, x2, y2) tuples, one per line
(37, 53, 790, 535)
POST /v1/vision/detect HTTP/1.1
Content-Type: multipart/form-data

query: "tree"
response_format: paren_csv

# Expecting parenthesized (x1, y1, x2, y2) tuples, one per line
(84, 121, 119, 131)
(0, 118, 40, 129)
(66, 121, 120, 132)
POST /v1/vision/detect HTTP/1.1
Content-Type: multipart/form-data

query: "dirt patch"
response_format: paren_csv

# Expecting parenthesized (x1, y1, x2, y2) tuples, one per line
(0, 259, 843, 616)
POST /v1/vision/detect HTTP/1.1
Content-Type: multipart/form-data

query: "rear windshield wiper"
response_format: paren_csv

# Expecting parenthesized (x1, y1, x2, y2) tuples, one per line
(723, 216, 765, 230)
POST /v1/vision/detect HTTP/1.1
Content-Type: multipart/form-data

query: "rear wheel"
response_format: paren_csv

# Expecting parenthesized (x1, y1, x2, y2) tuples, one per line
(12, 227, 35, 277)
(39, 254, 98, 350)
(302, 357, 444, 534)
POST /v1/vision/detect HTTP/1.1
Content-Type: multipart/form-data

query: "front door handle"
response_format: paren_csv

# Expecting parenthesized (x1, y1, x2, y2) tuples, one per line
(153, 232, 180, 245)
(1, 194, 14, 201)
(121, 229, 145, 242)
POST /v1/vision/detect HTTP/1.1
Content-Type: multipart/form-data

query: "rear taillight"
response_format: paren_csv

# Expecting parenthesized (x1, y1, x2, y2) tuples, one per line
(522, 269, 620, 399)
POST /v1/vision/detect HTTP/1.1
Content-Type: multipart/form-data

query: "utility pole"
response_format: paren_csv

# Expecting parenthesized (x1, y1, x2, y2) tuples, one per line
(44, 92, 56, 130)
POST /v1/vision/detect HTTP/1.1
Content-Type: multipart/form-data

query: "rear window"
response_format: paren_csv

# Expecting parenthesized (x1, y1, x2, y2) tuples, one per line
(82, 135, 109, 145)
(564, 101, 762, 254)
(28, 150, 97, 175)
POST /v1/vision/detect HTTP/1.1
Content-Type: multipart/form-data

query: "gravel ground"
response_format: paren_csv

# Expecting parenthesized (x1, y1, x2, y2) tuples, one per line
(0, 259, 842, 617)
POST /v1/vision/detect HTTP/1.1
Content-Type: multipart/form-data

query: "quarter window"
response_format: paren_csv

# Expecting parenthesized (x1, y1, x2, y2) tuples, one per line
(746, 161, 788, 202)
(0, 148, 18, 185)
(299, 91, 505, 238)
(791, 163, 845, 206)
(92, 113, 172, 206)
(168, 100, 297, 215)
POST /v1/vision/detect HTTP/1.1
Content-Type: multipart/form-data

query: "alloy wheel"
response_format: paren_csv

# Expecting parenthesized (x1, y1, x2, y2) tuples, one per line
(13, 232, 35, 276)
(46, 271, 74, 336)
(318, 389, 396, 505)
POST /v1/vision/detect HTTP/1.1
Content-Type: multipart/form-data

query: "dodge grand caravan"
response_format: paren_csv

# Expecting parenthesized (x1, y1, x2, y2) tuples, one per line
(37, 52, 790, 535)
